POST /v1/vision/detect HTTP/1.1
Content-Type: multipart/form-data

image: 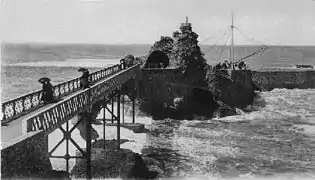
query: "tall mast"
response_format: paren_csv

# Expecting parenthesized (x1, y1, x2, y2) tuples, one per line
(230, 12, 235, 61)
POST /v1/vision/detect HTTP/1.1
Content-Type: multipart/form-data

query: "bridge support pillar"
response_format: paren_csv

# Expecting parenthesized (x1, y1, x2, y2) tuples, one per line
(116, 90, 121, 150)
(102, 96, 106, 149)
(85, 111, 92, 180)
(48, 110, 94, 179)
(111, 97, 114, 123)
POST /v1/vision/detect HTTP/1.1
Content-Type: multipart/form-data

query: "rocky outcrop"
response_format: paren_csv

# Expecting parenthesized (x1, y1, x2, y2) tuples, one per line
(71, 139, 158, 179)
(138, 19, 257, 119)
(207, 66, 257, 117)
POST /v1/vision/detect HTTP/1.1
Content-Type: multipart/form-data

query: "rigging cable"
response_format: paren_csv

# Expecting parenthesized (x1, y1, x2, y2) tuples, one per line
(234, 25, 271, 46)
(233, 26, 270, 61)
(217, 30, 231, 61)
(199, 28, 231, 45)
(234, 25, 305, 57)
(202, 28, 230, 55)
(236, 25, 306, 54)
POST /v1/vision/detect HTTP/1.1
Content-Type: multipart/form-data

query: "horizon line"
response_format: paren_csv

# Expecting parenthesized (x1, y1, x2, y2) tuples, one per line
(2, 41, 315, 47)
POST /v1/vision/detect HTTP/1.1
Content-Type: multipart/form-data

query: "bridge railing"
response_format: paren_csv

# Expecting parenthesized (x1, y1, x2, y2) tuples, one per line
(25, 64, 140, 133)
(1, 64, 121, 124)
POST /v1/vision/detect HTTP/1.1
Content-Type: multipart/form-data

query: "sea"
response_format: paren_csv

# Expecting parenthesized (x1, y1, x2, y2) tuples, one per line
(1, 43, 315, 180)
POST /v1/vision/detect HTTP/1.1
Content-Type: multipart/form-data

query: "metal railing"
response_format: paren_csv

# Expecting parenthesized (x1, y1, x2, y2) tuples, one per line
(1, 64, 121, 124)
(26, 64, 140, 133)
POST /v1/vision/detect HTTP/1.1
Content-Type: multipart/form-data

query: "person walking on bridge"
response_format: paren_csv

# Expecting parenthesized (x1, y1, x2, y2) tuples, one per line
(79, 68, 90, 89)
(120, 58, 126, 69)
(39, 77, 55, 104)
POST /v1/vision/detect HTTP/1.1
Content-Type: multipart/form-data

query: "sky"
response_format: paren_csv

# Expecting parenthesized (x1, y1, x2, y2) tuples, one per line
(0, 0, 314, 45)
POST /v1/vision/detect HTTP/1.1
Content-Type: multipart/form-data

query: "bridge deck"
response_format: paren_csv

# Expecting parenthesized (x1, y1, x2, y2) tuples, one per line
(1, 65, 136, 149)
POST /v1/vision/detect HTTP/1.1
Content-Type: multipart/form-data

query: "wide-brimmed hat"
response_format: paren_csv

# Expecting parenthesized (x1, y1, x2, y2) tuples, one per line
(38, 77, 51, 83)
(78, 68, 88, 72)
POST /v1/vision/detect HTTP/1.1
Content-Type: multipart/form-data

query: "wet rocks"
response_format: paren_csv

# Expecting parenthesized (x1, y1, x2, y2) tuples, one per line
(141, 147, 193, 178)
(207, 67, 257, 117)
(213, 101, 237, 118)
(126, 153, 159, 180)
(71, 139, 158, 179)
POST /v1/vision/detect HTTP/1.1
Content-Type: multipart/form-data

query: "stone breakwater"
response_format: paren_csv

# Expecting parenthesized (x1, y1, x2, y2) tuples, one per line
(252, 69, 315, 90)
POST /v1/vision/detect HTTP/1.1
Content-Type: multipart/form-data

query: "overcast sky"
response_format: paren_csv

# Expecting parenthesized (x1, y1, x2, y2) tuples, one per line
(0, 0, 314, 45)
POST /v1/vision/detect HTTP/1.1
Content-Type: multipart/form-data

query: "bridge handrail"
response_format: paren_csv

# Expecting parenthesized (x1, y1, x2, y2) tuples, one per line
(1, 64, 121, 124)
(24, 63, 140, 134)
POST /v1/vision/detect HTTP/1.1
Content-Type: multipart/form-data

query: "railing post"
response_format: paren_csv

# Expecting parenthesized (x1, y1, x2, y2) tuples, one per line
(116, 90, 121, 150)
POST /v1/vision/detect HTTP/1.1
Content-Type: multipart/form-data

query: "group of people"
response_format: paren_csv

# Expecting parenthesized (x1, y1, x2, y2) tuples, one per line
(214, 60, 248, 70)
(40, 68, 90, 104)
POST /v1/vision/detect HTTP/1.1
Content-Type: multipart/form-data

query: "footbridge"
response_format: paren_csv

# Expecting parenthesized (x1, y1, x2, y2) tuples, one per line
(1, 63, 141, 179)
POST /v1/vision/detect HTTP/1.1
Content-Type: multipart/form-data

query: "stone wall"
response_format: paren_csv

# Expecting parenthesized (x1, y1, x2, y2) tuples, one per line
(139, 68, 189, 104)
(252, 70, 315, 90)
(1, 131, 52, 178)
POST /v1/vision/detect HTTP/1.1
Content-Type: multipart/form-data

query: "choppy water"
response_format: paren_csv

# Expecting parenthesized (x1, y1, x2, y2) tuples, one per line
(147, 88, 315, 179)
(1, 60, 315, 180)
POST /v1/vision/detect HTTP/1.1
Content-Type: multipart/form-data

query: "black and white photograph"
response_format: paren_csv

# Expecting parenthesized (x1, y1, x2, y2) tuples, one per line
(1, 0, 315, 179)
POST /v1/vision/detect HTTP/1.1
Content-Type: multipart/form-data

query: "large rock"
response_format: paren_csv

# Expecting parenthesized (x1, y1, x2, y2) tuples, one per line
(207, 67, 257, 115)
(71, 140, 158, 179)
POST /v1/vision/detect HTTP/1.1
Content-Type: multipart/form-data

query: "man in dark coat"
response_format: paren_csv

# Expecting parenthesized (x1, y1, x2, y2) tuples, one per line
(41, 81, 55, 103)
(80, 70, 90, 89)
